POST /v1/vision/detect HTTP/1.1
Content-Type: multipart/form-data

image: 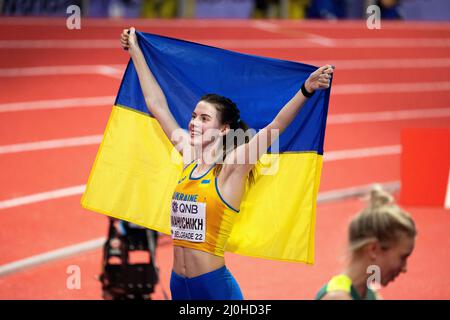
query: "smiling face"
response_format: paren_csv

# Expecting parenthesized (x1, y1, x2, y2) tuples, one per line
(188, 100, 228, 147)
(373, 233, 416, 286)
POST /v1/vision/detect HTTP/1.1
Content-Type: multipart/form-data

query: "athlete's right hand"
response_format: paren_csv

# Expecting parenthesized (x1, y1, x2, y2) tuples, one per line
(120, 27, 138, 52)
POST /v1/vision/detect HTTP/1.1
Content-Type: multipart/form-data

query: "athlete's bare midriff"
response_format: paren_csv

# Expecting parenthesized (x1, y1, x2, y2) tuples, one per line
(173, 245, 225, 278)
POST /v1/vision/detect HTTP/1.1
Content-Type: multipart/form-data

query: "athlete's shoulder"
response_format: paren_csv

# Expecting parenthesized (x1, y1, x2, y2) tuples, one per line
(321, 290, 353, 300)
(327, 274, 352, 292)
(316, 274, 353, 300)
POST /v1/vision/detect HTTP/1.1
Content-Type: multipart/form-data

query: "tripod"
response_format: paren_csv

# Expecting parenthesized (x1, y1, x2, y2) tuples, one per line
(99, 218, 159, 300)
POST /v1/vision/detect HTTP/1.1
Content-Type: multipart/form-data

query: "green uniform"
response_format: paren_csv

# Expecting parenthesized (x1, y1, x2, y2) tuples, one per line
(315, 274, 377, 300)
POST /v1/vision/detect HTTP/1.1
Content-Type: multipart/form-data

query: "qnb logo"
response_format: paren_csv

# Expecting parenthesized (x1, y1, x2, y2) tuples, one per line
(172, 201, 179, 213)
(66, 5, 81, 30)
(366, 5, 381, 30)
(179, 203, 199, 214)
(172, 201, 199, 214)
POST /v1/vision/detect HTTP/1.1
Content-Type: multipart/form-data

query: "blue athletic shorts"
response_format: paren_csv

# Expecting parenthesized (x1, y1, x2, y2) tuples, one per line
(170, 265, 244, 300)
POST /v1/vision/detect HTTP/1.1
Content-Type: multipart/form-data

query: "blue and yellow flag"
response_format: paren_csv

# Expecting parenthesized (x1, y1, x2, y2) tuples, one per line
(81, 31, 332, 264)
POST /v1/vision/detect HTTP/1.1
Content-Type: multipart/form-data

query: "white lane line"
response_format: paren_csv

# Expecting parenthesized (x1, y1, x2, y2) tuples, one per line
(0, 139, 399, 160)
(328, 108, 450, 124)
(1, 58, 449, 80)
(0, 145, 400, 210)
(305, 35, 336, 47)
(0, 237, 105, 277)
(1, 58, 448, 81)
(252, 21, 336, 47)
(0, 18, 270, 27)
(324, 145, 400, 161)
(0, 185, 86, 210)
(0, 39, 118, 49)
(253, 20, 450, 31)
(0, 65, 124, 77)
(335, 38, 450, 47)
(0, 135, 102, 155)
(332, 82, 450, 94)
(2, 38, 450, 49)
(252, 21, 281, 32)
(317, 181, 400, 203)
(1, 81, 449, 114)
(0, 180, 399, 276)
(0, 106, 447, 155)
(0, 96, 115, 113)
(96, 65, 124, 79)
(0, 17, 448, 30)
(303, 58, 450, 69)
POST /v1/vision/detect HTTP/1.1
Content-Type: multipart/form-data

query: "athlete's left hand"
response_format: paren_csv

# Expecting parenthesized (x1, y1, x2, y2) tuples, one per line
(304, 65, 334, 93)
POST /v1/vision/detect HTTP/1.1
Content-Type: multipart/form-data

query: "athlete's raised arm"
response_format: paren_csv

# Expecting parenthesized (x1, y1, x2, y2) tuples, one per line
(120, 27, 190, 156)
(225, 65, 333, 173)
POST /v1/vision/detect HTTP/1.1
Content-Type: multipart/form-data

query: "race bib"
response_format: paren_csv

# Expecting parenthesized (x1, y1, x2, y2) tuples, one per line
(171, 199, 206, 242)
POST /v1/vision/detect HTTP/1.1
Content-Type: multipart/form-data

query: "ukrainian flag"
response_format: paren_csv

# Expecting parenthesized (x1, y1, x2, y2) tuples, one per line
(81, 32, 332, 264)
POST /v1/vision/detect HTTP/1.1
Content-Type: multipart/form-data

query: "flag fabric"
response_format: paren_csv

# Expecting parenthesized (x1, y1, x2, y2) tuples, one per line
(81, 31, 332, 264)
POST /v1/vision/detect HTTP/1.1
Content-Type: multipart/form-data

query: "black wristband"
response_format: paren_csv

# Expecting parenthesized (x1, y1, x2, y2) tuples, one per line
(301, 82, 315, 98)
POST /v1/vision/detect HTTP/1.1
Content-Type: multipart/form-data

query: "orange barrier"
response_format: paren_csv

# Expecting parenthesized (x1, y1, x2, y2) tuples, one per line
(400, 128, 450, 208)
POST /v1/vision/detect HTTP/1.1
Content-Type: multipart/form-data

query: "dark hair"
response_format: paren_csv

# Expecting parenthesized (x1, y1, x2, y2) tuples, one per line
(199, 93, 255, 185)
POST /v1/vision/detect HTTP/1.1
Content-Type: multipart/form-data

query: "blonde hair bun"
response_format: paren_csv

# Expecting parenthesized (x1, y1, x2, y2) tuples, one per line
(369, 184, 394, 209)
(348, 184, 417, 253)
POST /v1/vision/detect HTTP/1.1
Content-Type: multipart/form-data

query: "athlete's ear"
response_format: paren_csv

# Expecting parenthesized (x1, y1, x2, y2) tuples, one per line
(365, 241, 381, 260)
(220, 124, 230, 136)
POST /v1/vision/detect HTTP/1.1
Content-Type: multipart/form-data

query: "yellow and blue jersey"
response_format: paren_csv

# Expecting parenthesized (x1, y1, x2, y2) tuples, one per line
(171, 161, 239, 257)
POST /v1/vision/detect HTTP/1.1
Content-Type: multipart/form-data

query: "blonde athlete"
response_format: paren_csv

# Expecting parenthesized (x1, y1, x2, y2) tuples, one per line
(316, 186, 417, 300)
